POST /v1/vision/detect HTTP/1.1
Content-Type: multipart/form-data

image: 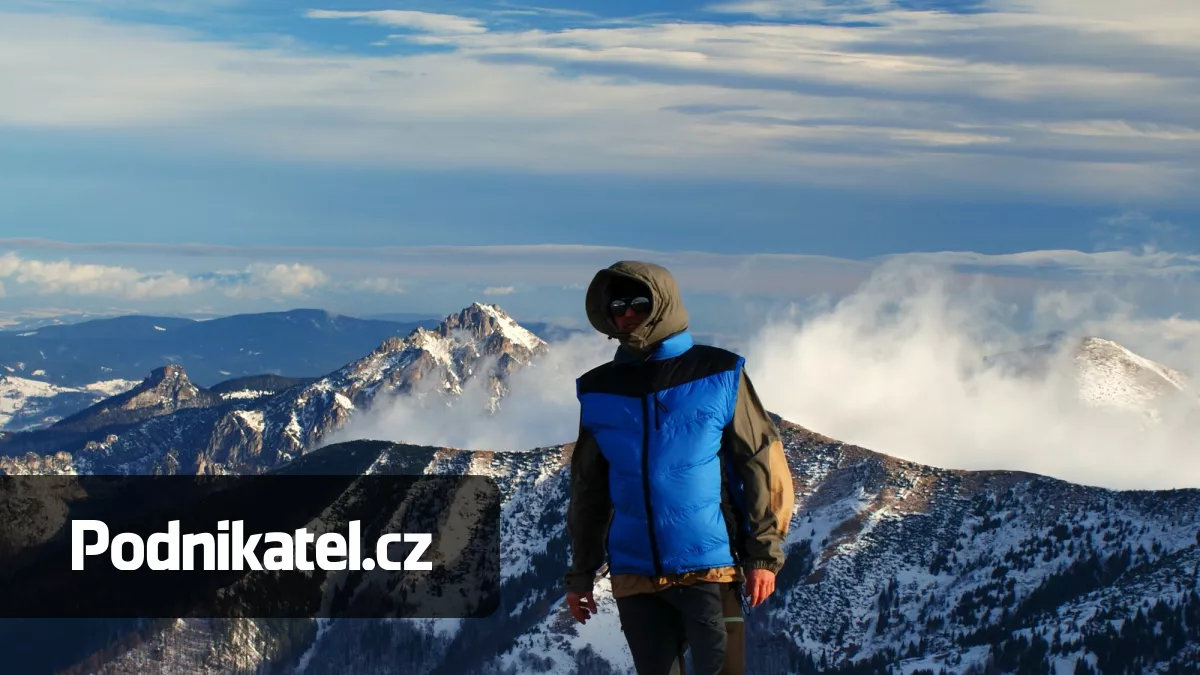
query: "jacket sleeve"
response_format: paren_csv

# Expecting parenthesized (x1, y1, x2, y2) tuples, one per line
(563, 422, 613, 594)
(725, 369, 795, 574)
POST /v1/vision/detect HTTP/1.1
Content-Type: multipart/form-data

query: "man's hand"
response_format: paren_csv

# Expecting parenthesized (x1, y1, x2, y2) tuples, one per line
(744, 568, 776, 608)
(567, 591, 598, 624)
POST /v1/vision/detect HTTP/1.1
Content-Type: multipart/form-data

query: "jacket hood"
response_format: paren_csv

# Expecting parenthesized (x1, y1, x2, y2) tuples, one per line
(585, 260, 689, 353)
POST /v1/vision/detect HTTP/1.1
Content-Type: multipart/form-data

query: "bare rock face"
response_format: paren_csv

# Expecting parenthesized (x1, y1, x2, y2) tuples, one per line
(50, 365, 221, 433)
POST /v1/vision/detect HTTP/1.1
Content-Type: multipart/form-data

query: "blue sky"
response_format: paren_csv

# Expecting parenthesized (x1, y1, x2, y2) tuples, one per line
(1, 0, 1198, 333)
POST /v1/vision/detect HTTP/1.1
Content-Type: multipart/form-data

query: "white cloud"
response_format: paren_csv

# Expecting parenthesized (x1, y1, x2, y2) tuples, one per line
(743, 260, 1200, 490)
(347, 277, 406, 294)
(0, 252, 330, 301)
(303, 9, 487, 35)
(323, 256, 1200, 490)
(221, 262, 328, 298)
(2, 239, 1199, 303)
(483, 285, 516, 296)
(0, 251, 206, 299)
(0, 1, 1197, 201)
(889, 249, 1200, 277)
(325, 331, 615, 451)
(707, 0, 892, 18)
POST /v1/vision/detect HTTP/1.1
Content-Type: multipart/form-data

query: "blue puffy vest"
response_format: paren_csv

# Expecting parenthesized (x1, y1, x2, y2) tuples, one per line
(576, 330, 744, 577)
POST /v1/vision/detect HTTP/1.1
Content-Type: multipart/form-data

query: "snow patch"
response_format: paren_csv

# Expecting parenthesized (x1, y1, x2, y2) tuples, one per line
(84, 379, 140, 397)
(233, 410, 265, 434)
(412, 330, 452, 365)
(221, 390, 271, 400)
(0, 376, 139, 430)
(478, 304, 544, 352)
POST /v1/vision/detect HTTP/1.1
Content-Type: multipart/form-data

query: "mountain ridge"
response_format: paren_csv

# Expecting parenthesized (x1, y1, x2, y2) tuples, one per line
(0, 308, 444, 388)
(0, 303, 546, 474)
(31, 422, 1200, 675)
(2, 308, 1198, 673)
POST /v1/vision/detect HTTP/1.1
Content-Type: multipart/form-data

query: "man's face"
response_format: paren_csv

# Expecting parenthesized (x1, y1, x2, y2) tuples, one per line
(609, 295, 652, 334)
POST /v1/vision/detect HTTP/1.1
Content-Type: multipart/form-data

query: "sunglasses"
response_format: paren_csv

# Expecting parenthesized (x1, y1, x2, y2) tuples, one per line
(610, 296, 652, 315)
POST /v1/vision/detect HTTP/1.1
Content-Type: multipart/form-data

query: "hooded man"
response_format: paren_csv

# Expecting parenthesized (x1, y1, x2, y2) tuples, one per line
(564, 261, 795, 675)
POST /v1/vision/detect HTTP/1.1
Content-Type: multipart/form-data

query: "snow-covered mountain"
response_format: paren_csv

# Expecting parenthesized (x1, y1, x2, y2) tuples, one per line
(5, 312, 1199, 674)
(986, 334, 1198, 423)
(37, 424, 1200, 675)
(48, 364, 223, 433)
(0, 375, 137, 431)
(0, 303, 546, 475)
(1074, 337, 1197, 420)
(0, 309, 441, 388)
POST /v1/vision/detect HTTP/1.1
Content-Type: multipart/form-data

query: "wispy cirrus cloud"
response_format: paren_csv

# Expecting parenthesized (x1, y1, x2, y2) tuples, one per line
(891, 250, 1200, 277)
(3, 237, 1199, 302)
(0, 0, 1197, 203)
(707, 0, 892, 18)
(303, 9, 488, 35)
(346, 277, 406, 294)
(0, 252, 330, 301)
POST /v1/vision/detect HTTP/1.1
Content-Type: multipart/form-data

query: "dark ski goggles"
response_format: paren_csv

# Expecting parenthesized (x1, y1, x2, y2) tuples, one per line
(609, 296, 652, 316)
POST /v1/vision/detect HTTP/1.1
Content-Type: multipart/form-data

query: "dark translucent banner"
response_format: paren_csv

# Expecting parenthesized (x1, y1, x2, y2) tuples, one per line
(0, 474, 499, 619)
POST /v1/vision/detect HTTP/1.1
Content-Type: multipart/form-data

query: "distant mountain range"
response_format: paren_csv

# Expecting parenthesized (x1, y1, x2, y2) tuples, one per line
(0, 309, 443, 388)
(0, 375, 139, 431)
(0, 307, 578, 432)
(0, 306, 1197, 674)
(0, 303, 547, 473)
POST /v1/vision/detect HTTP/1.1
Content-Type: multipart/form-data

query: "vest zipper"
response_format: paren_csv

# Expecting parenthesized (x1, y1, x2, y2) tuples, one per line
(641, 392, 663, 577)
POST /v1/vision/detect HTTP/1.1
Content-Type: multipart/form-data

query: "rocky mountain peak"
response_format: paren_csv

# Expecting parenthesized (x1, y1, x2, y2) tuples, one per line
(1074, 335, 1194, 416)
(134, 364, 204, 405)
(49, 364, 217, 433)
(146, 363, 190, 386)
(434, 303, 546, 352)
(368, 304, 544, 359)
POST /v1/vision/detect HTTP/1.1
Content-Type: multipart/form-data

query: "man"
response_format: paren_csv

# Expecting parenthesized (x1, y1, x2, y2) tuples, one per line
(564, 261, 795, 675)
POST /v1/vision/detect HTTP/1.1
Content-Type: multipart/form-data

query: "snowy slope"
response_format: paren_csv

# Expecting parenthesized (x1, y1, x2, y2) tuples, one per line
(1074, 337, 1197, 420)
(55, 426, 1200, 675)
(988, 334, 1199, 424)
(0, 374, 138, 431)
(11, 313, 1200, 674)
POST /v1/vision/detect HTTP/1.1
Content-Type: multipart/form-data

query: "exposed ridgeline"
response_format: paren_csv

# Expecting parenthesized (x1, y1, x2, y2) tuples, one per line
(0, 304, 546, 476)
(3, 311, 1197, 673)
(38, 423, 1200, 675)
(987, 334, 1200, 424)
(49, 365, 220, 433)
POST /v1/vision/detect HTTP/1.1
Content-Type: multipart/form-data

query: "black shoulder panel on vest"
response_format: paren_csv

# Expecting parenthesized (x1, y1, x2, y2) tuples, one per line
(577, 345, 741, 397)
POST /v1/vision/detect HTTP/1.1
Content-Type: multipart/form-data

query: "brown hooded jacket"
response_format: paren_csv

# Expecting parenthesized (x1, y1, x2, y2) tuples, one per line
(564, 260, 795, 599)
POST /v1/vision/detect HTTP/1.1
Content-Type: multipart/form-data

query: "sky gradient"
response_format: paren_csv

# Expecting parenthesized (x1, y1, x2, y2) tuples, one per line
(1, 0, 1198, 332)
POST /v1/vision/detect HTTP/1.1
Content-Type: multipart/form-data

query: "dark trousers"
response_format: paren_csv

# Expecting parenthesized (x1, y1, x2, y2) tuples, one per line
(615, 582, 734, 675)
